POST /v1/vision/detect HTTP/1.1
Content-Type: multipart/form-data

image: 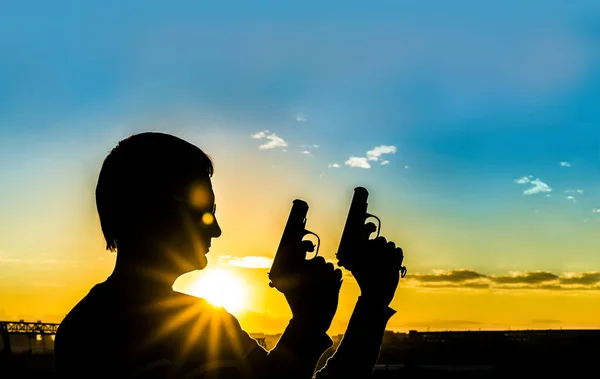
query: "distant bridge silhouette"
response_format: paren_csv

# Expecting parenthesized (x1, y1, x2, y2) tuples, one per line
(0, 320, 270, 354)
(1, 320, 59, 355)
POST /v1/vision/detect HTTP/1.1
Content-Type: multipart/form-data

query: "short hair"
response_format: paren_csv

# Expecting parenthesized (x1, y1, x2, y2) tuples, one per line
(96, 132, 214, 251)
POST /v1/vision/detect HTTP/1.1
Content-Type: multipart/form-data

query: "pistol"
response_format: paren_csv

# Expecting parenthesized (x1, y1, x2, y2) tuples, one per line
(268, 199, 320, 291)
(336, 187, 407, 277)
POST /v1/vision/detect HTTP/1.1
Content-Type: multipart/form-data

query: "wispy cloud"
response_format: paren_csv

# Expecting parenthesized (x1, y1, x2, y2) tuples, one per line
(251, 131, 268, 139)
(560, 162, 572, 167)
(560, 272, 600, 285)
(489, 271, 558, 284)
(408, 269, 600, 292)
(565, 189, 584, 195)
(328, 163, 340, 168)
(218, 255, 273, 269)
(366, 145, 397, 161)
(0, 257, 78, 265)
(414, 270, 485, 283)
(0, 256, 24, 263)
(515, 177, 552, 195)
(344, 144, 397, 168)
(515, 177, 530, 184)
(296, 114, 307, 122)
(593, 208, 600, 213)
(299, 144, 319, 157)
(345, 157, 371, 169)
(251, 130, 288, 150)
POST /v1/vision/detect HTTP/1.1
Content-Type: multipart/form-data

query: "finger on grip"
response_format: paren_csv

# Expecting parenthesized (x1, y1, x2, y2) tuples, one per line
(393, 247, 404, 270)
(363, 222, 377, 239)
(302, 240, 315, 253)
(310, 256, 326, 266)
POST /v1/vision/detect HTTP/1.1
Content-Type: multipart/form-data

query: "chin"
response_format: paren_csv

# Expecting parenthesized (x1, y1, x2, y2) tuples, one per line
(196, 254, 208, 270)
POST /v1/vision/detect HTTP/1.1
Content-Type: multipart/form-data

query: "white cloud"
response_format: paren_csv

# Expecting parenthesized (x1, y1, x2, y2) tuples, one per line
(560, 162, 571, 167)
(515, 177, 531, 184)
(300, 144, 319, 148)
(593, 209, 600, 213)
(328, 163, 340, 168)
(381, 160, 390, 165)
(523, 179, 552, 195)
(345, 157, 371, 169)
(260, 134, 288, 150)
(405, 165, 409, 169)
(301, 150, 311, 155)
(296, 114, 307, 122)
(219, 255, 273, 269)
(566, 196, 576, 201)
(366, 145, 397, 161)
(565, 189, 584, 195)
(251, 130, 288, 150)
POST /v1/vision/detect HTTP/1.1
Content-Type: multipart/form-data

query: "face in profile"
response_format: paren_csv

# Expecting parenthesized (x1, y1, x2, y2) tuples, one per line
(156, 177, 222, 272)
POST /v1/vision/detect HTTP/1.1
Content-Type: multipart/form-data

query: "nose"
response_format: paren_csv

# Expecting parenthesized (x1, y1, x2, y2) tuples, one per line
(212, 217, 222, 238)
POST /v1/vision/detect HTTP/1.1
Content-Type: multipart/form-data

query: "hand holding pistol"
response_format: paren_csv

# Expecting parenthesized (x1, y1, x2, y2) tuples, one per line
(336, 187, 407, 277)
(269, 199, 342, 333)
(336, 187, 406, 307)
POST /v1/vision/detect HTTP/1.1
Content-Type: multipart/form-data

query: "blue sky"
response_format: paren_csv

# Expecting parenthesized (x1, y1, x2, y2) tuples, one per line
(1, 1, 600, 275)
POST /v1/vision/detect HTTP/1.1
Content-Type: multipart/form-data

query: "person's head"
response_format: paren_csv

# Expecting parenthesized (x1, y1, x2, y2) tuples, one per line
(96, 132, 221, 275)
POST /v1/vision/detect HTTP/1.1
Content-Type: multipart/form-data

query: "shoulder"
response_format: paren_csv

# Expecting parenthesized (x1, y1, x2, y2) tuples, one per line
(57, 284, 110, 338)
(170, 291, 240, 325)
(55, 283, 115, 370)
(168, 291, 257, 353)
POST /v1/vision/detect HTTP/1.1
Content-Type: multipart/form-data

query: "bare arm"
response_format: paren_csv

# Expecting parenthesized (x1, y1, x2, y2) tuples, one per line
(314, 233, 404, 379)
(314, 297, 395, 379)
(240, 317, 334, 379)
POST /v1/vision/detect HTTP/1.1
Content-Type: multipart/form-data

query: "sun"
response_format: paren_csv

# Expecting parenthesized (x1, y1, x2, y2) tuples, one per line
(190, 269, 248, 314)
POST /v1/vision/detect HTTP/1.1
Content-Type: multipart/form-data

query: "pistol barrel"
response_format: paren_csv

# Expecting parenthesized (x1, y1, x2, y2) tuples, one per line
(336, 187, 369, 270)
(268, 199, 309, 289)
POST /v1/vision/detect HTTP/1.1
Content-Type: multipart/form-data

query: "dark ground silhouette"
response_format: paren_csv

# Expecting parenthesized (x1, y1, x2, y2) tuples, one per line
(3, 327, 600, 378)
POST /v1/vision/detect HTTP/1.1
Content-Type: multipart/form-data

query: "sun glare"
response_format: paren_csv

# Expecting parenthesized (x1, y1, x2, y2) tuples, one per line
(190, 269, 248, 314)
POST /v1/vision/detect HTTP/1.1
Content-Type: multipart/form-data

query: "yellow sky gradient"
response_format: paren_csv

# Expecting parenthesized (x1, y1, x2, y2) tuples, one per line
(1, 130, 600, 334)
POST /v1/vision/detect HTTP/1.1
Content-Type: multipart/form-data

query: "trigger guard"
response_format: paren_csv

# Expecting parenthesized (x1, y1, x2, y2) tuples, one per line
(365, 213, 381, 238)
(303, 230, 320, 257)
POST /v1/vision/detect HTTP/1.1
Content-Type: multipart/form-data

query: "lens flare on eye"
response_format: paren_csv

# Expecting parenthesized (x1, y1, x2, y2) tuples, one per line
(202, 212, 214, 225)
(189, 182, 210, 209)
(189, 269, 247, 314)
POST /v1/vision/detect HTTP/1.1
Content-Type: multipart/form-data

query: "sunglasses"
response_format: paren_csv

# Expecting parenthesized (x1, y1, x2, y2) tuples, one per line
(171, 196, 217, 226)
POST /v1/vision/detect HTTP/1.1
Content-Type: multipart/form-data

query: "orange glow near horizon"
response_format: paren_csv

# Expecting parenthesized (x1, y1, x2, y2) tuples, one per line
(188, 268, 249, 315)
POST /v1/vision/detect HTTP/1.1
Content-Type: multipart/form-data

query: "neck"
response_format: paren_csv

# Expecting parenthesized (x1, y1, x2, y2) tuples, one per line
(109, 245, 182, 295)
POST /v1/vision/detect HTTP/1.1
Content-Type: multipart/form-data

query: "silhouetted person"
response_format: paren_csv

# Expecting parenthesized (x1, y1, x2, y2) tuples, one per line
(55, 132, 403, 378)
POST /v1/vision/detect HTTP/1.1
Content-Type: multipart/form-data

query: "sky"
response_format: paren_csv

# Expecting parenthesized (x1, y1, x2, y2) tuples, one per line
(1, 1, 600, 334)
